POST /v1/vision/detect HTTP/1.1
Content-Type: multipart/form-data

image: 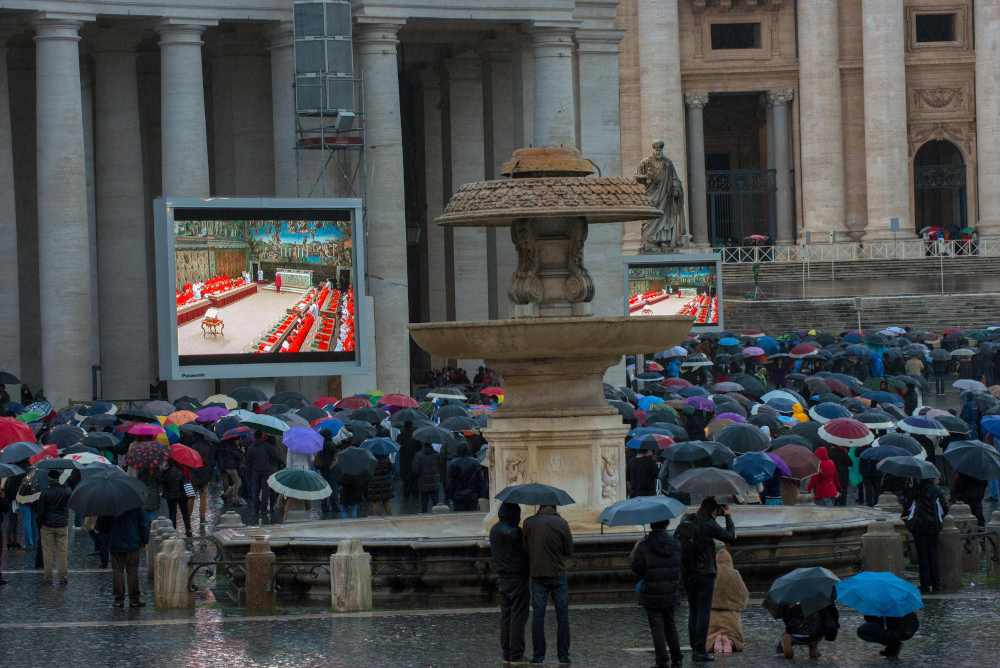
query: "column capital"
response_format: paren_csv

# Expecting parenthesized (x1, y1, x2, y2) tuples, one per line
(353, 19, 406, 41)
(415, 67, 440, 90)
(443, 55, 482, 81)
(32, 16, 89, 43)
(529, 24, 576, 58)
(265, 20, 294, 50)
(574, 28, 625, 53)
(684, 92, 710, 109)
(84, 27, 147, 54)
(766, 88, 794, 107)
(475, 39, 512, 63)
(155, 20, 215, 45)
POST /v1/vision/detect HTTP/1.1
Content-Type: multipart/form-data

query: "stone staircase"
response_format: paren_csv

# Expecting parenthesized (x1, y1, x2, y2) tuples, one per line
(724, 292, 1000, 334)
(722, 255, 1000, 286)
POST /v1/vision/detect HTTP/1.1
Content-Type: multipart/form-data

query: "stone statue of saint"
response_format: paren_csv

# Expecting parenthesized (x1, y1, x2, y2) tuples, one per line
(635, 140, 685, 252)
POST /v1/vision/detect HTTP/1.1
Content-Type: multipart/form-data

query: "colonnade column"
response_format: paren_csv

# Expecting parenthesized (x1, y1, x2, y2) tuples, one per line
(860, 0, 910, 239)
(685, 93, 709, 247)
(355, 21, 410, 394)
(797, 0, 847, 240)
(268, 21, 297, 198)
(91, 29, 150, 399)
(531, 26, 576, 147)
(0, 30, 20, 379)
(33, 16, 93, 407)
(418, 69, 446, 370)
(768, 89, 795, 245)
(975, 0, 1000, 237)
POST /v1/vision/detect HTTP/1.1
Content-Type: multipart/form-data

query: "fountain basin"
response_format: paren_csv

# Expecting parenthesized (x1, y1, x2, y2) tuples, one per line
(213, 505, 899, 607)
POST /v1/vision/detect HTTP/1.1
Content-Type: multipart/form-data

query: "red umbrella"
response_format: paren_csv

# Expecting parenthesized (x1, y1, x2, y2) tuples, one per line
(660, 378, 693, 388)
(125, 441, 171, 469)
(170, 443, 204, 468)
(818, 417, 874, 447)
(377, 393, 420, 408)
(942, 327, 964, 336)
(28, 444, 58, 465)
(223, 426, 255, 439)
(115, 420, 134, 434)
(478, 387, 505, 396)
(770, 444, 821, 479)
(634, 408, 647, 426)
(789, 344, 817, 359)
(745, 329, 764, 336)
(335, 396, 371, 409)
(313, 396, 339, 408)
(824, 378, 853, 398)
(0, 417, 36, 448)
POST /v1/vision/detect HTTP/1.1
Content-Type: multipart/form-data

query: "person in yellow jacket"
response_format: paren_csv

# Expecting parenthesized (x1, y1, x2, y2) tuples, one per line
(791, 404, 810, 423)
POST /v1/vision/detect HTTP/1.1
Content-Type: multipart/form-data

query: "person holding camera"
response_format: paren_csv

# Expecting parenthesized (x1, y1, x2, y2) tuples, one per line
(674, 498, 737, 663)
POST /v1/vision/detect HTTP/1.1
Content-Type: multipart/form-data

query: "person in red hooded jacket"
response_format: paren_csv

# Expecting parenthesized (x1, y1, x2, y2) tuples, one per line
(807, 447, 842, 507)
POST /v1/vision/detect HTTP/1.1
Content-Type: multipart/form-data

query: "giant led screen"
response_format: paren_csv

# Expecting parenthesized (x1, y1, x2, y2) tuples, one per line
(625, 253, 723, 332)
(155, 198, 366, 380)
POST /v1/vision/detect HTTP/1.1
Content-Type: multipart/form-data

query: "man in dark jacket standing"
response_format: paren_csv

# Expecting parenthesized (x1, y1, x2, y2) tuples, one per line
(627, 449, 659, 497)
(489, 502, 530, 664)
(245, 433, 283, 515)
(523, 504, 574, 665)
(675, 497, 737, 663)
(903, 478, 949, 592)
(632, 518, 683, 668)
(188, 436, 216, 523)
(446, 443, 481, 511)
(827, 445, 853, 507)
(397, 422, 420, 501)
(97, 506, 151, 607)
(37, 470, 71, 584)
(411, 443, 443, 513)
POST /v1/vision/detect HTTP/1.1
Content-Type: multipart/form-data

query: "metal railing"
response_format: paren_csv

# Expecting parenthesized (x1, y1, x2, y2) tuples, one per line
(714, 239, 1000, 264)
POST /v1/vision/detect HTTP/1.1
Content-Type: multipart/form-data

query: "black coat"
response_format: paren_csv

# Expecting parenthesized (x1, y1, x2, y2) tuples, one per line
(489, 502, 530, 578)
(36, 481, 71, 528)
(411, 446, 442, 492)
(189, 438, 216, 488)
(675, 509, 737, 576)
(245, 439, 282, 472)
(827, 446, 853, 493)
(161, 465, 189, 501)
(97, 506, 150, 553)
(903, 480, 949, 534)
(784, 605, 839, 640)
(367, 457, 394, 501)
(955, 473, 988, 509)
(627, 455, 659, 497)
(398, 428, 420, 480)
(861, 612, 919, 640)
(137, 468, 161, 511)
(522, 506, 574, 578)
(631, 529, 683, 608)
(446, 454, 481, 502)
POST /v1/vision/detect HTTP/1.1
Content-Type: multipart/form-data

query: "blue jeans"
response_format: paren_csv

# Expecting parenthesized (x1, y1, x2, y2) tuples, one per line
(683, 573, 717, 657)
(319, 469, 341, 514)
(935, 374, 946, 394)
(250, 470, 271, 513)
(530, 576, 570, 663)
(19, 504, 38, 549)
(341, 505, 358, 519)
(146, 509, 158, 524)
(420, 490, 439, 513)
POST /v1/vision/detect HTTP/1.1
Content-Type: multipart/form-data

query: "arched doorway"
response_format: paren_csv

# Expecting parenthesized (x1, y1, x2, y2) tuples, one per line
(913, 140, 967, 235)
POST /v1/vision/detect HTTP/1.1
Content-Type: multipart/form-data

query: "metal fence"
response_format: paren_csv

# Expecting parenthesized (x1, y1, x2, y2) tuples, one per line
(714, 239, 1000, 264)
(706, 169, 776, 243)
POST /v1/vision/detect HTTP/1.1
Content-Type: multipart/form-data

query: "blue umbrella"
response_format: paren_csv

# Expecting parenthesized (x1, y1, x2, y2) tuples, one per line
(842, 332, 864, 344)
(756, 336, 781, 355)
(597, 496, 687, 527)
(980, 415, 1000, 437)
(808, 402, 852, 423)
(637, 396, 665, 411)
(5, 402, 23, 414)
(718, 337, 740, 346)
(861, 390, 904, 407)
(835, 571, 923, 617)
(730, 452, 778, 484)
(858, 444, 911, 475)
(361, 437, 400, 455)
(628, 426, 678, 439)
(765, 398, 796, 413)
(678, 386, 711, 398)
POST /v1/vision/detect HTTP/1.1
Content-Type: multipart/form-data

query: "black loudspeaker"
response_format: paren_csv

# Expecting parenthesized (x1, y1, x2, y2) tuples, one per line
(293, 1, 355, 114)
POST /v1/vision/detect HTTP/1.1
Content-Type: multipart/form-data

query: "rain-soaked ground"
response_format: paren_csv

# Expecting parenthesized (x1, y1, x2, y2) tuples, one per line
(1, 387, 995, 667)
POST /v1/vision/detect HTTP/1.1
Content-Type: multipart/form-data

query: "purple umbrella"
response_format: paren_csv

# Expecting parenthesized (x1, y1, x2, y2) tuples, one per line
(196, 406, 230, 422)
(765, 452, 793, 478)
(685, 396, 716, 412)
(743, 347, 765, 357)
(282, 426, 324, 454)
(714, 412, 747, 424)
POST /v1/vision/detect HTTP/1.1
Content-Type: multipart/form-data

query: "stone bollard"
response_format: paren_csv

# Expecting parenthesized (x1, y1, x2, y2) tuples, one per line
(477, 498, 490, 512)
(938, 515, 963, 590)
(217, 511, 244, 528)
(431, 503, 451, 514)
(949, 503, 981, 572)
(861, 518, 905, 577)
(244, 536, 276, 609)
(796, 493, 815, 505)
(153, 538, 195, 608)
(282, 497, 308, 523)
(148, 520, 174, 582)
(986, 511, 1000, 578)
(875, 493, 902, 515)
(330, 538, 372, 612)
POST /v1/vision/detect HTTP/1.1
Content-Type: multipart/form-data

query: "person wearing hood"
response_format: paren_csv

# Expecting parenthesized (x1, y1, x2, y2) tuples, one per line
(446, 443, 481, 511)
(806, 447, 841, 507)
(902, 478, 949, 592)
(959, 393, 980, 437)
(706, 549, 749, 653)
(412, 442, 443, 513)
(490, 502, 530, 664)
(397, 421, 421, 501)
(631, 517, 683, 668)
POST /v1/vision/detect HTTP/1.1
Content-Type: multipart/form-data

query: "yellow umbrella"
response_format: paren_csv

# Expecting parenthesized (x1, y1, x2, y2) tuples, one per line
(364, 389, 384, 397)
(204, 394, 238, 409)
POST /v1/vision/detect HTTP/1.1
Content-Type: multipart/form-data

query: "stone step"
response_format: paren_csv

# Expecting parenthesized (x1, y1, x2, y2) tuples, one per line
(722, 255, 1000, 284)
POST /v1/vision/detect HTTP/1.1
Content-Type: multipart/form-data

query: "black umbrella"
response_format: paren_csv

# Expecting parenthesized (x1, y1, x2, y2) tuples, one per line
(412, 425, 456, 445)
(729, 374, 765, 396)
(80, 433, 122, 451)
(769, 434, 814, 450)
(865, 333, 888, 346)
(433, 404, 471, 420)
(937, 415, 970, 434)
(390, 408, 430, 426)
(929, 349, 951, 361)
(0, 462, 24, 478)
(174, 395, 203, 408)
(748, 413, 783, 433)
(495, 483, 574, 506)
(943, 440, 1000, 480)
(79, 462, 128, 479)
(854, 410, 896, 430)
(668, 467, 753, 496)
(349, 406, 390, 425)
(877, 456, 940, 479)
(840, 397, 870, 414)
(0, 441, 43, 464)
(645, 410, 679, 426)
(874, 433, 923, 456)
(42, 425, 86, 450)
(81, 414, 119, 430)
(345, 421, 377, 439)
(439, 416, 481, 432)
(68, 472, 149, 517)
(714, 423, 770, 454)
(858, 445, 913, 476)
(712, 398, 747, 418)
(789, 421, 824, 449)
(663, 440, 735, 466)
(609, 401, 635, 420)
(16, 468, 45, 503)
(763, 567, 840, 619)
(332, 445, 378, 477)
(118, 408, 159, 423)
(230, 387, 269, 404)
(270, 391, 309, 407)
(178, 423, 220, 443)
(0, 370, 20, 385)
(881, 404, 908, 421)
(643, 422, 689, 441)
(61, 444, 101, 457)
(264, 403, 292, 416)
(295, 406, 330, 423)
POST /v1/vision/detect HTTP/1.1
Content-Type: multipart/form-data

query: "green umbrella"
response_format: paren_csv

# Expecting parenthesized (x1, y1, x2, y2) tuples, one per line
(960, 227, 976, 234)
(16, 412, 42, 423)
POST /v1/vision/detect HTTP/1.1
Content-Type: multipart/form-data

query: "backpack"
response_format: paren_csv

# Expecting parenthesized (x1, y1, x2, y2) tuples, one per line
(673, 517, 702, 573)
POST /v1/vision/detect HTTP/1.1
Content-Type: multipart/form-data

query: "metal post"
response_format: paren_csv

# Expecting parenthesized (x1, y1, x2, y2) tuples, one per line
(940, 252, 944, 293)
(802, 245, 806, 299)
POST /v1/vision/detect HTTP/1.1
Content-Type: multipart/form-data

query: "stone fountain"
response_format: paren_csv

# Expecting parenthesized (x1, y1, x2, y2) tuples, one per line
(408, 147, 693, 530)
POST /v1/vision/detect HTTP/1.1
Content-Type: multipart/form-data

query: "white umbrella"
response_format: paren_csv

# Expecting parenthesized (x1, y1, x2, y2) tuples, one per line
(241, 414, 290, 435)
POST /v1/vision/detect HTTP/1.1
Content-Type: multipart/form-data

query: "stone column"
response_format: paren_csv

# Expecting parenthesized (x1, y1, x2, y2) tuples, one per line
(511, 37, 534, 150)
(861, 0, 910, 238)
(0, 31, 20, 380)
(355, 21, 410, 394)
(443, 56, 487, 370)
(33, 17, 94, 408)
(797, 0, 847, 241)
(637, 0, 686, 225)
(685, 93, 709, 247)
(267, 21, 296, 198)
(418, 68, 446, 342)
(479, 42, 516, 321)
(91, 29, 151, 400)
(531, 26, 576, 147)
(976, 0, 1000, 237)
(769, 89, 795, 245)
(330, 538, 372, 612)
